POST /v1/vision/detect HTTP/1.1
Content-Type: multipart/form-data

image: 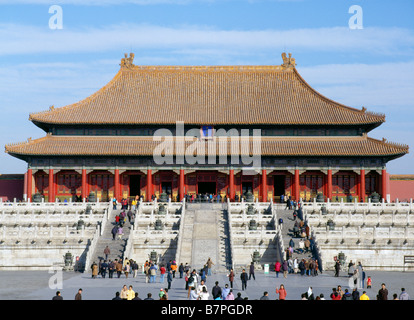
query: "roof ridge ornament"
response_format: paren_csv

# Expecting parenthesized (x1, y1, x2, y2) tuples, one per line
(120, 52, 135, 69)
(281, 52, 296, 68)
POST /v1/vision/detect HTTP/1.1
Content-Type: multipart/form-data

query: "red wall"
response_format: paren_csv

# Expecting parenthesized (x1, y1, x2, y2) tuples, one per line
(390, 179, 414, 202)
(0, 174, 24, 201)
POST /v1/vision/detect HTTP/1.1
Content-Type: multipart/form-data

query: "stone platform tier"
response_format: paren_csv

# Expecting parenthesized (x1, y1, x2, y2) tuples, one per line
(303, 199, 414, 272)
(0, 201, 110, 271)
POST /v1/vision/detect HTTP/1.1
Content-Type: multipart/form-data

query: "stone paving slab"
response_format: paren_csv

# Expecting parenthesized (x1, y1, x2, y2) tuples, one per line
(1, 269, 413, 300)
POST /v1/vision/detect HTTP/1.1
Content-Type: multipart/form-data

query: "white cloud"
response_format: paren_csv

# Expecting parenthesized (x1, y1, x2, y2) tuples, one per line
(0, 23, 413, 57)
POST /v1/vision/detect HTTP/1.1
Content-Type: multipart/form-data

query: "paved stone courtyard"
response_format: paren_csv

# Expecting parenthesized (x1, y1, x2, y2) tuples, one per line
(0, 268, 413, 300)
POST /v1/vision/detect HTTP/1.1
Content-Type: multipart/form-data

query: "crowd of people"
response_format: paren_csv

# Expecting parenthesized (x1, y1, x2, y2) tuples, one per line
(52, 278, 411, 300)
(79, 196, 411, 301)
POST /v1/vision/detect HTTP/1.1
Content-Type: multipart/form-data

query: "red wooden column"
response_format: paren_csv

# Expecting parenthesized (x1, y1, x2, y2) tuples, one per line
(262, 169, 267, 202)
(294, 169, 300, 201)
(48, 169, 55, 202)
(382, 168, 388, 202)
(327, 169, 332, 201)
(81, 169, 87, 200)
(114, 169, 120, 201)
(147, 169, 153, 201)
(229, 169, 235, 201)
(360, 169, 366, 202)
(179, 169, 185, 201)
(27, 168, 33, 202)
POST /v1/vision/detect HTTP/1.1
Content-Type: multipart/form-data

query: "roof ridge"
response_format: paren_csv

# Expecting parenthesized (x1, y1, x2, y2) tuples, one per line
(367, 136, 410, 152)
(29, 69, 124, 121)
(292, 68, 386, 122)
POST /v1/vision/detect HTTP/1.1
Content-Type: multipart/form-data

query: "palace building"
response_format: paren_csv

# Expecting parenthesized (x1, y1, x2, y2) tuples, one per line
(5, 53, 409, 203)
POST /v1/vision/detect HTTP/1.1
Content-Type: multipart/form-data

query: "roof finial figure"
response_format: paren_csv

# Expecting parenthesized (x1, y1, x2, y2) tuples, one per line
(281, 52, 296, 68)
(120, 53, 135, 68)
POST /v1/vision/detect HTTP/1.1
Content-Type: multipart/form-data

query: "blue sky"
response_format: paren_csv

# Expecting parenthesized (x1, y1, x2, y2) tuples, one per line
(0, 0, 413, 174)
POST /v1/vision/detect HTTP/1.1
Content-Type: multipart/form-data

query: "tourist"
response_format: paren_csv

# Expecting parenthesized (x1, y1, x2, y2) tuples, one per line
(228, 269, 235, 289)
(276, 284, 287, 300)
(163, 288, 169, 300)
(160, 264, 166, 283)
(104, 246, 110, 260)
(282, 260, 288, 278)
(112, 292, 122, 300)
(352, 287, 360, 300)
(132, 292, 141, 300)
(360, 291, 370, 300)
(260, 291, 270, 300)
(337, 285, 344, 298)
(111, 225, 118, 240)
(234, 292, 243, 300)
(108, 260, 115, 278)
(225, 289, 235, 300)
(378, 283, 388, 300)
(342, 289, 353, 300)
(171, 260, 177, 278)
(348, 260, 355, 277)
(399, 288, 410, 300)
(127, 285, 135, 300)
(187, 270, 198, 298)
(197, 280, 207, 296)
(199, 286, 210, 300)
(115, 259, 123, 278)
(124, 262, 130, 278)
(179, 263, 184, 278)
(298, 239, 304, 254)
(117, 226, 123, 240)
(149, 263, 158, 283)
(367, 276, 372, 288)
(334, 260, 341, 277)
(189, 287, 198, 300)
(249, 262, 255, 280)
(306, 287, 314, 300)
(120, 285, 128, 300)
(240, 269, 248, 291)
(74, 288, 82, 300)
(274, 261, 281, 278)
(206, 257, 214, 276)
(159, 288, 166, 299)
(330, 288, 341, 300)
(167, 269, 173, 290)
(293, 258, 299, 274)
(211, 281, 222, 300)
(200, 267, 207, 283)
(144, 263, 150, 283)
(100, 260, 108, 278)
(144, 293, 154, 300)
(131, 260, 139, 278)
(91, 261, 98, 279)
(52, 291, 63, 300)
(221, 284, 230, 300)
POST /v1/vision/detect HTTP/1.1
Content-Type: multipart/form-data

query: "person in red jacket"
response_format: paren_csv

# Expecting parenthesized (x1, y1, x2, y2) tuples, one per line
(275, 261, 281, 278)
(276, 284, 287, 300)
(330, 288, 342, 300)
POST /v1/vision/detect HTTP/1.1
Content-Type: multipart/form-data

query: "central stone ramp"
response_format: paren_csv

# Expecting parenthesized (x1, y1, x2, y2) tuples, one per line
(178, 203, 230, 272)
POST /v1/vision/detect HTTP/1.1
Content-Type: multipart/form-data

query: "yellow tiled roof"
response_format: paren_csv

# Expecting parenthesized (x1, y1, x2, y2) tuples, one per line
(5, 134, 408, 158)
(28, 58, 385, 126)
